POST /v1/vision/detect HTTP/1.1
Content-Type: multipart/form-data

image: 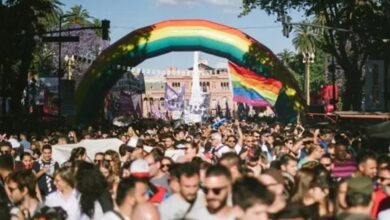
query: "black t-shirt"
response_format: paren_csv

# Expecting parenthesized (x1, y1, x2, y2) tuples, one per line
(32, 160, 59, 196)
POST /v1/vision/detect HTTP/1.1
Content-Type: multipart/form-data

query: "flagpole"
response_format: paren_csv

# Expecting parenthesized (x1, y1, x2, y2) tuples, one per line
(227, 61, 235, 118)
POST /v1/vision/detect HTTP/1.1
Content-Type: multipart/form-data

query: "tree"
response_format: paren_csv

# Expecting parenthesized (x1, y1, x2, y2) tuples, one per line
(0, 0, 62, 115)
(292, 20, 318, 105)
(277, 49, 325, 100)
(292, 20, 318, 55)
(63, 4, 91, 27)
(241, 0, 389, 110)
(277, 49, 295, 66)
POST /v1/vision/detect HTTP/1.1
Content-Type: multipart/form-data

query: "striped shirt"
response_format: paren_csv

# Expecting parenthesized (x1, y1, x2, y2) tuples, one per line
(331, 160, 357, 179)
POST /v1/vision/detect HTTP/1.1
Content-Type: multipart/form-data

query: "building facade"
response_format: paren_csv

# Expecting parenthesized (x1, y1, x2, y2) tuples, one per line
(143, 62, 233, 110)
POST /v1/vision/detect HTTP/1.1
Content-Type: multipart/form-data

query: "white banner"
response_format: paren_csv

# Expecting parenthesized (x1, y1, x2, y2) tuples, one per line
(52, 138, 124, 165)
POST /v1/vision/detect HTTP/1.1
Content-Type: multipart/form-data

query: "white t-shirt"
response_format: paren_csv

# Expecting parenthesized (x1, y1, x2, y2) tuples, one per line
(234, 144, 242, 154)
(214, 144, 234, 158)
(159, 192, 206, 220)
(189, 207, 236, 220)
(378, 209, 390, 220)
(45, 190, 81, 220)
(99, 211, 130, 220)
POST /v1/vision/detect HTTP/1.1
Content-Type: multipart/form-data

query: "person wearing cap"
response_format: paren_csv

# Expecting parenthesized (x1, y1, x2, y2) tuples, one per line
(258, 168, 287, 217)
(337, 176, 375, 220)
(130, 159, 169, 204)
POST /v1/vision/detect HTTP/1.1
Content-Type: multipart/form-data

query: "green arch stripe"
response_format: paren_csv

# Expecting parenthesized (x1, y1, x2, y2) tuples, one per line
(76, 19, 304, 123)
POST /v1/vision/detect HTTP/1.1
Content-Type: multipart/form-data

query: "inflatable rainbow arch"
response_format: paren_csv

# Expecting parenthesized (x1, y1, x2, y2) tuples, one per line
(76, 19, 304, 123)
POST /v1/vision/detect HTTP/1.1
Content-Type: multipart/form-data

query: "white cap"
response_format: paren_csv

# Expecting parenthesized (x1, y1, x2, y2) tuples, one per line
(130, 159, 150, 178)
(8, 138, 21, 148)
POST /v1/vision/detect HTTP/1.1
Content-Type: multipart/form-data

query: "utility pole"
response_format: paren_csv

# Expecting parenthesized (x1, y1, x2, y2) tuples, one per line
(302, 52, 315, 106)
(330, 56, 337, 111)
(58, 15, 63, 118)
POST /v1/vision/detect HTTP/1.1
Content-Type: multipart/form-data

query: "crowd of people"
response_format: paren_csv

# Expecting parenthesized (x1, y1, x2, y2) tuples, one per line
(0, 118, 389, 220)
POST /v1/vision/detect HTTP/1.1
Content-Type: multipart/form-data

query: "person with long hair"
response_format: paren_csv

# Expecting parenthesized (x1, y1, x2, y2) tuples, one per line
(20, 152, 34, 170)
(104, 150, 121, 177)
(288, 168, 334, 219)
(75, 161, 113, 220)
(45, 166, 81, 220)
(99, 160, 118, 195)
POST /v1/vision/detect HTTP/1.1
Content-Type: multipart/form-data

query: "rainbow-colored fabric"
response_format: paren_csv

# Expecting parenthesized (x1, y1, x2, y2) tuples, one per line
(76, 19, 304, 123)
(229, 62, 282, 107)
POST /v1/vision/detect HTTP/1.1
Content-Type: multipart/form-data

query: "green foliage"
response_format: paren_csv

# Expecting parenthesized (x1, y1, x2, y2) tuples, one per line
(277, 49, 326, 95)
(0, 0, 62, 114)
(63, 4, 92, 27)
(241, 0, 390, 110)
(292, 20, 318, 54)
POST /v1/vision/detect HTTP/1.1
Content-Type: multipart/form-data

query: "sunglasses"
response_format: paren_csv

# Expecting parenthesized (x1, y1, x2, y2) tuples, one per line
(201, 186, 227, 195)
(378, 176, 390, 182)
(162, 164, 172, 169)
(94, 159, 103, 163)
(104, 159, 112, 162)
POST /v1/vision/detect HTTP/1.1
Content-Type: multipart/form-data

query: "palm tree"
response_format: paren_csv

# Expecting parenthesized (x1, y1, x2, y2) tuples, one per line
(277, 49, 295, 67)
(63, 5, 92, 27)
(92, 18, 102, 36)
(292, 20, 318, 105)
(292, 20, 317, 54)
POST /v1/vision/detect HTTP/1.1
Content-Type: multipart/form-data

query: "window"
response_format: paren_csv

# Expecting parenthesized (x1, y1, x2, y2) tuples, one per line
(221, 82, 229, 89)
(172, 82, 181, 87)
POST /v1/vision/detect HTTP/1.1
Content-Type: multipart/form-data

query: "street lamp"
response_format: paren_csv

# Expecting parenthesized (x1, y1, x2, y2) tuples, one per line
(383, 38, 390, 111)
(302, 51, 315, 106)
(57, 14, 76, 117)
(64, 55, 75, 80)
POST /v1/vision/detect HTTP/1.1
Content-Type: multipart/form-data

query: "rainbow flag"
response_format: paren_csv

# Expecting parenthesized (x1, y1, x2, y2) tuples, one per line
(228, 62, 282, 107)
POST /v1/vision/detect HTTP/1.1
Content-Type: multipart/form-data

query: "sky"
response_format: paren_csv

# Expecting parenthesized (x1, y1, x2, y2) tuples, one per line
(61, 0, 304, 69)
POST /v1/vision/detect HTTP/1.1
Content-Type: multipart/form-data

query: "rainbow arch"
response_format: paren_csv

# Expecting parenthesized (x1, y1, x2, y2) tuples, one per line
(76, 19, 304, 123)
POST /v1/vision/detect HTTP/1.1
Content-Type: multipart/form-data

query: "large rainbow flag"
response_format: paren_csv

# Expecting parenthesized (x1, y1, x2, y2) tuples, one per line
(228, 61, 283, 107)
